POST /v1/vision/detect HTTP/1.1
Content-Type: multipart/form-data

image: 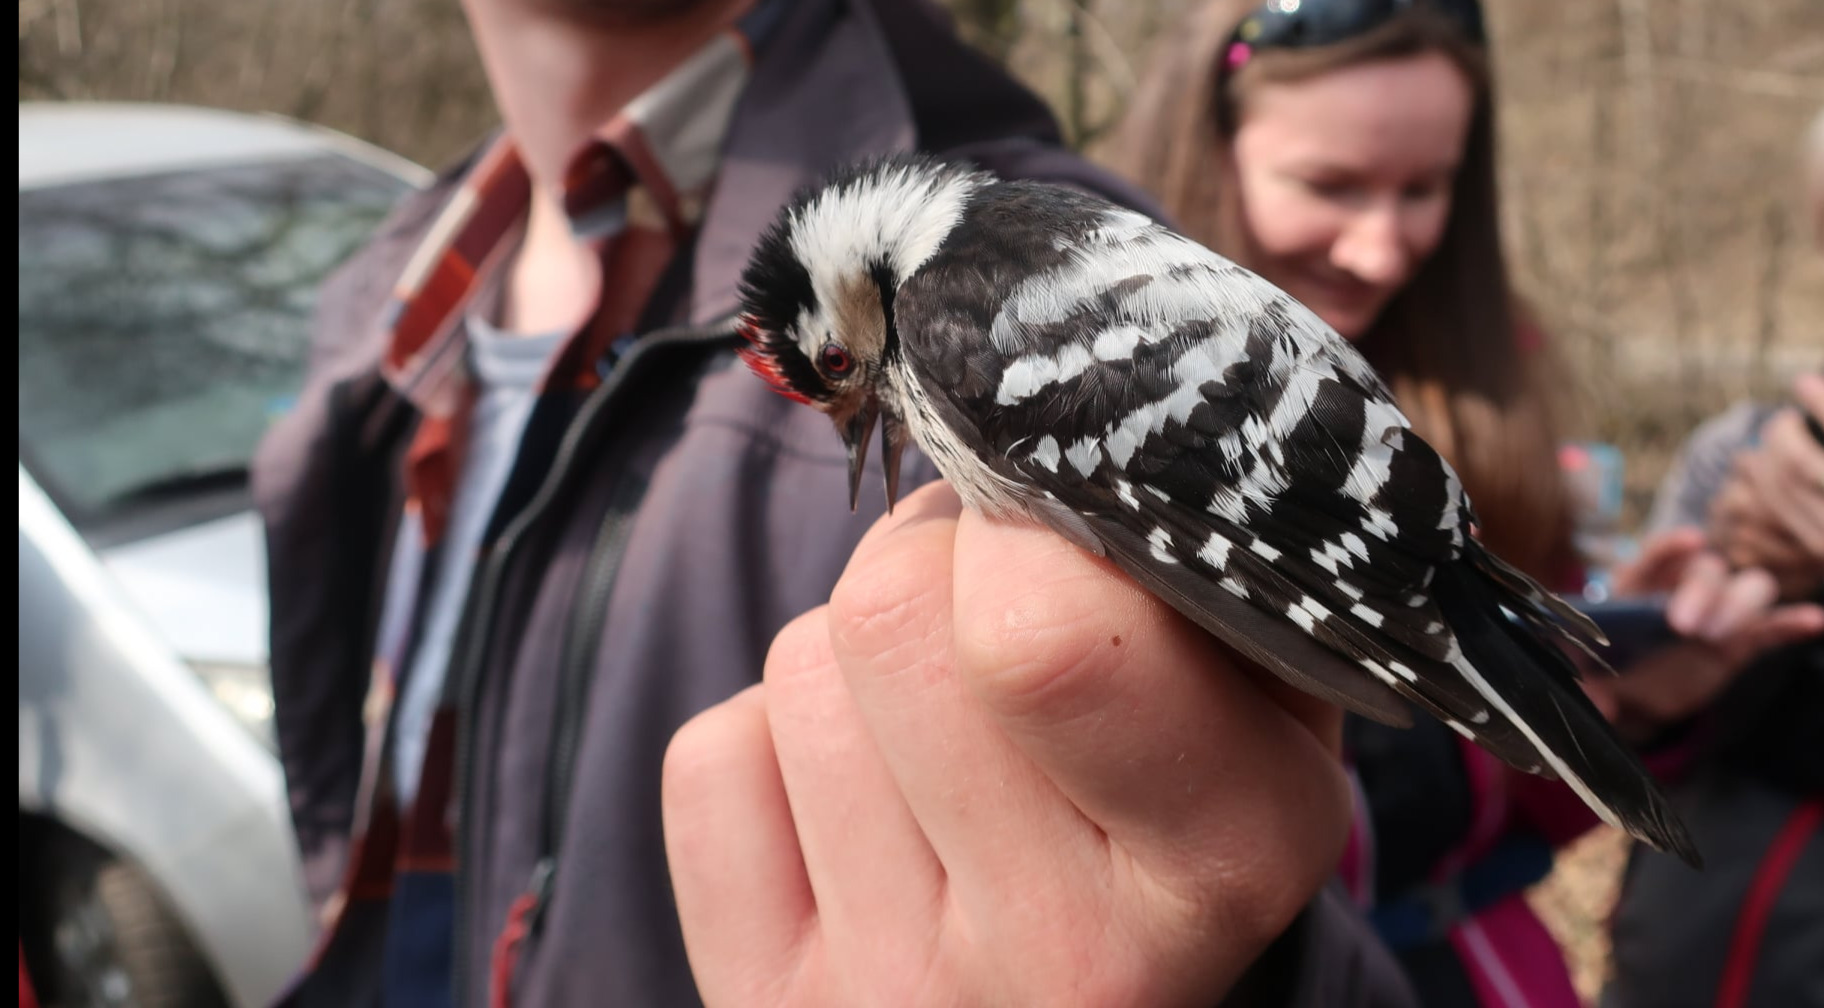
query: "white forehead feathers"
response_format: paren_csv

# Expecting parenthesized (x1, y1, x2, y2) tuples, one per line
(787, 161, 986, 318)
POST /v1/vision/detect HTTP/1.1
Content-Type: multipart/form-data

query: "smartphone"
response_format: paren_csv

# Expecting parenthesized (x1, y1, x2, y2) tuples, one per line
(1566, 595, 1681, 669)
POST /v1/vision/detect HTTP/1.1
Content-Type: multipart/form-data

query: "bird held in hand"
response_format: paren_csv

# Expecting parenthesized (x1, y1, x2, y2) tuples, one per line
(734, 153, 1699, 866)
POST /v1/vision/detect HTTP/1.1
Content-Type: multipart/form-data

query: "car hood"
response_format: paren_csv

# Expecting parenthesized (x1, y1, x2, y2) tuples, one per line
(96, 511, 269, 668)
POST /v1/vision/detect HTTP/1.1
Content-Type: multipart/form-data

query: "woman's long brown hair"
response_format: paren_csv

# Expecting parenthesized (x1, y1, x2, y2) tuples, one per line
(1102, 1, 1575, 580)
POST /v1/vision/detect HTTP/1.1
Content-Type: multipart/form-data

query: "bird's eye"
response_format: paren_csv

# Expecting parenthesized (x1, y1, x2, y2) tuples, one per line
(819, 343, 854, 377)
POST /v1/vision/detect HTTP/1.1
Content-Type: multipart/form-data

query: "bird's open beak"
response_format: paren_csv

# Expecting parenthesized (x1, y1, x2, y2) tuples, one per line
(880, 410, 907, 516)
(843, 396, 909, 515)
(844, 398, 879, 514)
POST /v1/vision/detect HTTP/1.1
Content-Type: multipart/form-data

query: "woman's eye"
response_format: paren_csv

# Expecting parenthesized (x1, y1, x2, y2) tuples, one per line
(1402, 178, 1450, 202)
(819, 343, 853, 376)
(1301, 178, 1360, 203)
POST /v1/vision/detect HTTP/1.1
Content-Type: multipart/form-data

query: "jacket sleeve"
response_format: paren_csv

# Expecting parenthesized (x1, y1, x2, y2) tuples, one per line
(250, 302, 386, 912)
(1223, 884, 1420, 1008)
(249, 183, 448, 912)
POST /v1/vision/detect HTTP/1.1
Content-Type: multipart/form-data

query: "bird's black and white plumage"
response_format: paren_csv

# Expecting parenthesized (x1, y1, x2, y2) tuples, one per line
(735, 153, 1698, 864)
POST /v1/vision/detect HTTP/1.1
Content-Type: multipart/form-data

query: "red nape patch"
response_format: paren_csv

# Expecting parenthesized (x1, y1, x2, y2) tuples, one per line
(735, 319, 811, 404)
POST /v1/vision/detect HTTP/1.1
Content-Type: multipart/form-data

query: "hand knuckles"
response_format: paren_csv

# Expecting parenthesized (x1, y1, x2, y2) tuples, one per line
(952, 577, 1119, 713)
(827, 544, 950, 660)
(762, 609, 837, 690)
(662, 694, 759, 807)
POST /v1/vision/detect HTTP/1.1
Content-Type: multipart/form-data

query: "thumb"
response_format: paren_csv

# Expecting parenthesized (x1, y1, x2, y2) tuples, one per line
(1612, 527, 1707, 596)
(948, 509, 1351, 866)
(1731, 603, 1824, 664)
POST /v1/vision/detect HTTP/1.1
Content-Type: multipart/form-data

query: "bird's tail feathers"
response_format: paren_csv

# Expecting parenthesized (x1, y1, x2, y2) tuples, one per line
(1434, 562, 1701, 867)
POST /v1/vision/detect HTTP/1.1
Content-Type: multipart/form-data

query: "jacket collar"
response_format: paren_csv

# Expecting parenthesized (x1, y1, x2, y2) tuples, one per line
(689, 0, 921, 324)
(362, 0, 1050, 342)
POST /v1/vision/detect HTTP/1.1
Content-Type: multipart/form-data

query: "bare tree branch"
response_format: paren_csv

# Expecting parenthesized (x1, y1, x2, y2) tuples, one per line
(1654, 57, 1824, 101)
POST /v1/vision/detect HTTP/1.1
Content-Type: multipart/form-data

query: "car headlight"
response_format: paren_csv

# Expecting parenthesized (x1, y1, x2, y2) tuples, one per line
(189, 660, 278, 754)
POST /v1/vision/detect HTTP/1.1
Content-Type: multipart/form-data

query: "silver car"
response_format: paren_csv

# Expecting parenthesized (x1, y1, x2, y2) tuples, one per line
(18, 102, 428, 1008)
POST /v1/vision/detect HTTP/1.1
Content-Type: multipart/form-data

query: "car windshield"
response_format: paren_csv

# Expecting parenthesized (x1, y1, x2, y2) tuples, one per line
(18, 152, 410, 537)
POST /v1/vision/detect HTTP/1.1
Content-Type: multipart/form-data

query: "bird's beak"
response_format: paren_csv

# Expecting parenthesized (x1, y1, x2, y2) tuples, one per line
(844, 397, 880, 514)
(842, 397, 911, 515)
(880, 408, 908, 516)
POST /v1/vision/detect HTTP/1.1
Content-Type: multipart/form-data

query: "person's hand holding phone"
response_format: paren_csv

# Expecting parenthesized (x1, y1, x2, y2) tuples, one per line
(1708, 372, 1824, 600)
(1581, 528, 1824, 741)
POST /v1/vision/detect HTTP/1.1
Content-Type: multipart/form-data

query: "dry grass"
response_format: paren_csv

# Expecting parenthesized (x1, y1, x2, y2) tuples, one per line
(1528, 827, 1633, 1004)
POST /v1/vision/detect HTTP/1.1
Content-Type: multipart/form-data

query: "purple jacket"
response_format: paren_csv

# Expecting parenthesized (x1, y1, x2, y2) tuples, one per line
(252, 0, 1418, 1004)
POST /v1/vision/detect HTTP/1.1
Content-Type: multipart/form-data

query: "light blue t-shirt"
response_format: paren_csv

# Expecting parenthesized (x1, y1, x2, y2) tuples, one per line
(387, 315, 566, 805)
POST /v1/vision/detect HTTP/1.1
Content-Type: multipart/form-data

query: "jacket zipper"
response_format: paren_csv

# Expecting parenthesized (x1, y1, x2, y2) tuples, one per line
(447, 320, 735, 1008)
(524, 468, 649, 938)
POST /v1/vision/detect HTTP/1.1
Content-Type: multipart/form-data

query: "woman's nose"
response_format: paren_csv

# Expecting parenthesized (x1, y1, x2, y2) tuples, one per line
(1331, 205, 1412, 288)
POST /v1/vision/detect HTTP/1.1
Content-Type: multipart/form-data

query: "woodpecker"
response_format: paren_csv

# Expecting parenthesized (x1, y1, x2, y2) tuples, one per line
(735, 153, 1698, 865)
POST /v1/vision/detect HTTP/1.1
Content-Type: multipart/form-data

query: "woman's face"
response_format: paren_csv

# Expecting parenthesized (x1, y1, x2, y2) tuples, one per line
(1231, 52, 1475, 340)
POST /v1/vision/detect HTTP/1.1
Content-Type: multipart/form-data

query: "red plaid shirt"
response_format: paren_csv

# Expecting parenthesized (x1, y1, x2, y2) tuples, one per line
(381, 44, 755, 545)
(306, 9, 774, 980)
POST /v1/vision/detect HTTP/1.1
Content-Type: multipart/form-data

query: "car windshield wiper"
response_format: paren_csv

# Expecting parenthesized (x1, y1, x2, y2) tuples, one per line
(105, 464, 250, 511)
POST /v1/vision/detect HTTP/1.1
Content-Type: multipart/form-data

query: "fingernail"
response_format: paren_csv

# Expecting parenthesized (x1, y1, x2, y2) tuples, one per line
(1667, 597, 1701, 636)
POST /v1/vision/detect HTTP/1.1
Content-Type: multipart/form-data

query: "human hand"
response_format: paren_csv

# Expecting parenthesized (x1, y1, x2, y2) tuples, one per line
(662, 482, 1353, 1007)
(1708, 372, 1824, 598)
(1589, 529, 1824, 737)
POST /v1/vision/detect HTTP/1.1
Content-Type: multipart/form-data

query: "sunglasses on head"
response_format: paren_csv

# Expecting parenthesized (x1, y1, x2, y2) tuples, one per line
(1223, 0, 1487, 73)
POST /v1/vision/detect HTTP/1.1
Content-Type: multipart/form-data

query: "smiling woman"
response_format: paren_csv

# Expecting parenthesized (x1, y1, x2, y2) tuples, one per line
(1229, 52, 1474, 341)
(1105, 0, 1568, 579)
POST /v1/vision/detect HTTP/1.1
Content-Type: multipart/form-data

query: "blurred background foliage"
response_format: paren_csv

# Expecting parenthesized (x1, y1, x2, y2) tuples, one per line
(19, 0, 1822, 523)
